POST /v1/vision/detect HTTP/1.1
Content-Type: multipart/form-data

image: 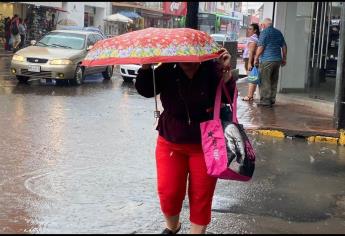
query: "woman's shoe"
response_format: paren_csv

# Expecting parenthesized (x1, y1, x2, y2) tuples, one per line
(242, 96, 254, 101)
(161, 223, 181, 234)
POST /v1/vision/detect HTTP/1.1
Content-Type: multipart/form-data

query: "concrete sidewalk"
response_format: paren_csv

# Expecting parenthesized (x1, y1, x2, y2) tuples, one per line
(0, 48, 13, 57)
(236, 80, 344, 145)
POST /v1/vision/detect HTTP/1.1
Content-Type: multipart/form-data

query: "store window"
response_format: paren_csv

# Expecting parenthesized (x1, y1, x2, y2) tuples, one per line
(84, 12, 89, 27)
(26, 5, 58, 41)
(84, 6, 95, 27)
(307, 2, 342, 101)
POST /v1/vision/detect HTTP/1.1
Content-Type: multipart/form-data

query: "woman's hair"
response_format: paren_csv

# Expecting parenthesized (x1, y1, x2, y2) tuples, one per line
(250, 23, 260, 37)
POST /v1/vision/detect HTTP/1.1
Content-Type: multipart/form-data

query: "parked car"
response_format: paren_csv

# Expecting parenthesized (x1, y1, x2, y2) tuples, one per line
(120, 64, 141, 82)
(10, 29, 113, 85)
(237, 37, 247, 57)
(59, 25, 106, 38)
(119, 64, 160, 82)
(210, 33, 231, 46)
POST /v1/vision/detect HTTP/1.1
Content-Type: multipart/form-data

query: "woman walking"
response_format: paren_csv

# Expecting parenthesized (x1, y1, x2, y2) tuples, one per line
(242, 23, 260, 102)
(135, 48, 235, 234)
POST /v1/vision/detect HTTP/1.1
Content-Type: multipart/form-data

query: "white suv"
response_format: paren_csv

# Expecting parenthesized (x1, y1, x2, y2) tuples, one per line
(119, 64, 141, 82)
(119, 64, 159, 82)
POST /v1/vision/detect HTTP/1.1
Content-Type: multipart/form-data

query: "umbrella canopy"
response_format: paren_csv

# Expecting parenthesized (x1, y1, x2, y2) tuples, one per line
(57, 18, 78, 26)
(104, 13, 133, 23)
(82, 27, 222, 67)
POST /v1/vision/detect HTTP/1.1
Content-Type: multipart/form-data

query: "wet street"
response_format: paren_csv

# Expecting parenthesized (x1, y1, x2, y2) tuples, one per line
(0, 55, 345, 233)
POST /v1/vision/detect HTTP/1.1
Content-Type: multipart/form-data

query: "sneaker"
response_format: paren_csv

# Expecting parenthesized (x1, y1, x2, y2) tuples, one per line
(161, 223, 181, 234)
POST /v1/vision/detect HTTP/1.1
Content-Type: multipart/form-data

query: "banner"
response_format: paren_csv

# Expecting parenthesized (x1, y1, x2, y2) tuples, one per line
(163, 2, 187, 16)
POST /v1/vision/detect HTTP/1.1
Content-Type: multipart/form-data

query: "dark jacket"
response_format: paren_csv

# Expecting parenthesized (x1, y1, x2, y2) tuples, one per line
(135, 60, 236, 144)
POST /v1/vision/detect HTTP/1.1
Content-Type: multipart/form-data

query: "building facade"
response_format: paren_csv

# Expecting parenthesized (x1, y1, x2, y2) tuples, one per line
(265, 2, 345, 128)
(198, 1, 243, 40)
(59, 2, 110, 30)
(0, 2, 111, 43)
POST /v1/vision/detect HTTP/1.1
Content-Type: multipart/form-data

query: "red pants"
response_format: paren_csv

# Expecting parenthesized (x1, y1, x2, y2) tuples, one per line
(155, 135, 217, 225)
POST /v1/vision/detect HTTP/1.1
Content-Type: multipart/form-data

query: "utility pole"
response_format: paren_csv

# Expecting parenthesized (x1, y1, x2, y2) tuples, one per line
(185, 2, 199, 29)
(334, 3, 345, 129)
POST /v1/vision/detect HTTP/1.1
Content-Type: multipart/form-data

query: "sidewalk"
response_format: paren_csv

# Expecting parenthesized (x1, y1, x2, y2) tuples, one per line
(0, 48, 14, 57)
(236, 80, 344, 145)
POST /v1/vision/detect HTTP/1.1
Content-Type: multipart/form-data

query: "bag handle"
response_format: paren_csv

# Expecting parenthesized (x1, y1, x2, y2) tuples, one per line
(214, 78, 239, 124)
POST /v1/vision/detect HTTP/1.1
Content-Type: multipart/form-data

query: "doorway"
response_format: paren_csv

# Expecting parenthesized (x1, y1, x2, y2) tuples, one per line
(307, 2, 342, 102)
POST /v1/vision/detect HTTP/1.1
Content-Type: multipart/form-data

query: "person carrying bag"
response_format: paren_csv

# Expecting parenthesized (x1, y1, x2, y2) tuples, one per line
(200, 78, 256, 181)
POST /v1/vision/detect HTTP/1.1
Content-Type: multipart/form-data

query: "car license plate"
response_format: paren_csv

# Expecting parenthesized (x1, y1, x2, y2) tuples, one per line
(28, 65, 40, 72)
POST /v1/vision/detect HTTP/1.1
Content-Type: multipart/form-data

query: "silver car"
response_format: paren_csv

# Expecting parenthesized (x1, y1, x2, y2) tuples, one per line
(10, 30, 113, 85)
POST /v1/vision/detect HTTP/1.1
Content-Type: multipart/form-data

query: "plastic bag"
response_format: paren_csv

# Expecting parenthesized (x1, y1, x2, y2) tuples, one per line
(247, 66, 260, 84)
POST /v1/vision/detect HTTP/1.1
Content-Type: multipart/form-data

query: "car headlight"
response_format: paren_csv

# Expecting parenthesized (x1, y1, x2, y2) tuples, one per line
(12, 55, 25, 62)
(50, 59, 73, 65)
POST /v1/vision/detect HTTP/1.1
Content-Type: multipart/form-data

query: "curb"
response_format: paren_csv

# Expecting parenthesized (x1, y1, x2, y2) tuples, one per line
(0, 54, 13, 57)
(250, 129, 345, 146)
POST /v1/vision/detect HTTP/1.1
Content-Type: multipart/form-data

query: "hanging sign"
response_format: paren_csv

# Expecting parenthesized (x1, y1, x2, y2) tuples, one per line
(163, 2, 187, 16)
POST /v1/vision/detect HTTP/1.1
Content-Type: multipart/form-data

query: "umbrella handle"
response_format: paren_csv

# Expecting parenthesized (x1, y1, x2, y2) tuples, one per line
(152, 64, 160, 119)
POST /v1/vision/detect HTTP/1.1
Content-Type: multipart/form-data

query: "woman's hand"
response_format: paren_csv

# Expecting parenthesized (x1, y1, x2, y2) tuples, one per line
(218, 48, 231, 72)
(248, 62, 253, 72)
(218, 48, 232, 82)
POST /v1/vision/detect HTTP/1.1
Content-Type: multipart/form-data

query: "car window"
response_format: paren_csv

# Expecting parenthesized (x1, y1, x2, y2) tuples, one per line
(211, 34, 230, 42)
(87, 35, 96, 47)
(37, 32, 86, 50)
(92, 34, 103, 44)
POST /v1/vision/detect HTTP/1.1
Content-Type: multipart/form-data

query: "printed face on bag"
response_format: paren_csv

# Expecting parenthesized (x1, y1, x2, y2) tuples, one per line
(223, 122, 246, 171)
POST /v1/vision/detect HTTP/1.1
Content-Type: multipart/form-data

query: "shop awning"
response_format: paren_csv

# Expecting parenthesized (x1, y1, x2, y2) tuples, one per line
(104, 13, 133, 23)
(118, 11, 142, 19)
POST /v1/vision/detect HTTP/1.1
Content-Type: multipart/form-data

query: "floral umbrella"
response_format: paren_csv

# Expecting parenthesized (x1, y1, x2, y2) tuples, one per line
(82, 27, 223, 67)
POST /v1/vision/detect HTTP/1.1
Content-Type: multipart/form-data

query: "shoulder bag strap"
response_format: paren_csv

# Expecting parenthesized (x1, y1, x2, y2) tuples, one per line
(213, 78, 224, 120)
(222, 82, 239, 124)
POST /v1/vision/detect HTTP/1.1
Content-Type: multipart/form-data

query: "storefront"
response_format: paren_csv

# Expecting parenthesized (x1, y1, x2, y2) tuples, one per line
(162, 2, 187, 28)
(1, 2, 64, 44)
(198, 13, 217, 34)
(139, 9, 163, 28)
(274, 2, 345, 128)
(84, 6, 96, 27)
(275, 2, 342, 100)
(0, 2, 15, 18)
(0, 2, 13, 48)
(216, 13, 242, 41)
(24, 4, 63, 42)
(117, 11, 143, 30)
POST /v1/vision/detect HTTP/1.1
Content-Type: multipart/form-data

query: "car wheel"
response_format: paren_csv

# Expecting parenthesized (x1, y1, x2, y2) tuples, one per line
(71, 65, 84, 86)
(122, 76, 133, 82)
(102, 66, 113, 80)
(16, 75, 29, 84)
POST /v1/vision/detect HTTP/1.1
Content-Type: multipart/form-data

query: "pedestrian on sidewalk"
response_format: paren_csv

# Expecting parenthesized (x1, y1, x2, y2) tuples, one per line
(9, 14, 21, 52)
(254, 18, 287, 107)
(18, 18, 26, 49)
(4, 17, 12, 51)
(135, 48, 235, 234)
(242, 23, 260, 102)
